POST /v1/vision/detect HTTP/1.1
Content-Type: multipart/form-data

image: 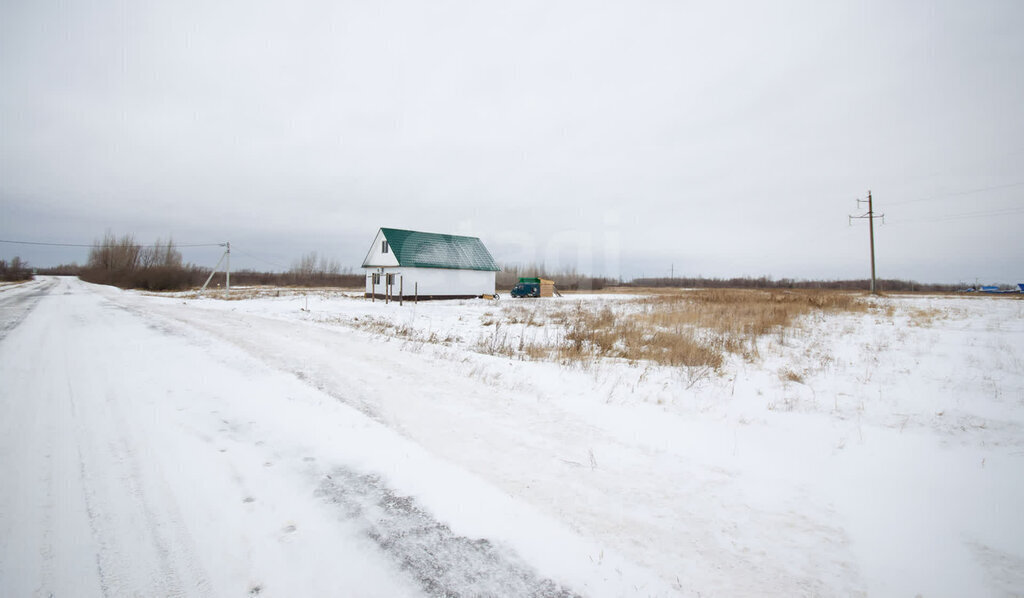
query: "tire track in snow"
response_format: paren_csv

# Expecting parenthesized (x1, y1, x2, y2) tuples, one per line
(316, 468, 579, 598)
(0, 278, 55, 341)
(55, 283, 213, 598)
(108, 296, 389, 424)
(204, 407, 581, 597)
(34, 426, 57, 597)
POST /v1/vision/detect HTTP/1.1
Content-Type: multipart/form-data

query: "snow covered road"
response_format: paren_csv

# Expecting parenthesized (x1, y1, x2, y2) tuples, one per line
(0, 278, 56, 341)
(0, 278, 639, 597)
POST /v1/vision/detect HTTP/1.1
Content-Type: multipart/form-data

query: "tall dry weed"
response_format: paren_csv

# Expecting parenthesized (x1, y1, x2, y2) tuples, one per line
(534, 289, 868, 371)
(554, 302, 724, 369)
(635, 289, 865, 336)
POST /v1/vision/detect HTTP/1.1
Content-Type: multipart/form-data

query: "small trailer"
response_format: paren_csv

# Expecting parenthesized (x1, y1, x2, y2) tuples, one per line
(511, 277, 558, 298)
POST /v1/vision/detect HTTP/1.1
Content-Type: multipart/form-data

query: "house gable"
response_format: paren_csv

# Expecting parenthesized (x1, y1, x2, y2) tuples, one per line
(361, 228, 400, 268)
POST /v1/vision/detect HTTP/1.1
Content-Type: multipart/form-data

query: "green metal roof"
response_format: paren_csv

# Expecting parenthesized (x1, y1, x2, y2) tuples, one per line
(371, 228, 500, 271)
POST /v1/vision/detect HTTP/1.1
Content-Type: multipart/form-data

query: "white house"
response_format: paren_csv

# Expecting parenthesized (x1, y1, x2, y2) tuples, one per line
(361, 227, 500, 300)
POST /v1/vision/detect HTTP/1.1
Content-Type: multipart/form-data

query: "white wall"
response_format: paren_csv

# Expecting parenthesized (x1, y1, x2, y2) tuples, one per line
(361, 229, 399, 268)
(364, 266, 495, 297)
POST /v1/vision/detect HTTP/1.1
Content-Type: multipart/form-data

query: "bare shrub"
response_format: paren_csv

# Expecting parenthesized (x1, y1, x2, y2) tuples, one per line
(80, 233, 203, 291)
(37, 263, 81, 276)
(131, 265, 196, 291)
(87, 231, 141, 272)
(287, 251, 355, 286)
(139, 238, 182, 269)
(0, 256, 32, 282)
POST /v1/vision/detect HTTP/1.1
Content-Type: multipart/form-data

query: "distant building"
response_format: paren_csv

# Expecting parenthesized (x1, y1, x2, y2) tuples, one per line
(361, 227, 500, 300)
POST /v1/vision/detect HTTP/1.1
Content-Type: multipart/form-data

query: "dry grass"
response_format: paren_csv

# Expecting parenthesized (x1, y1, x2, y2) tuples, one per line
(199, 287, 357, 301)
(502, 305, 545, 326)
(634, 289, 867, 335)
(485, 289, 871, 372)
(906, 307, 945, 327)
(574, 289, 865, 368)
(350, 315, 461, 345)
(779, 367, 805, 384)
(554, 302, 725, 369)
(475, 320, 514, 356)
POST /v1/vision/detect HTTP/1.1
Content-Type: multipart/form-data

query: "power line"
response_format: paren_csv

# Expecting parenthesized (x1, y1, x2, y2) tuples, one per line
(0, 238, 224, 248)
(231, 247, 289, 270)
(888, 181, 1024, 207)
(888, 206, 1024, 225)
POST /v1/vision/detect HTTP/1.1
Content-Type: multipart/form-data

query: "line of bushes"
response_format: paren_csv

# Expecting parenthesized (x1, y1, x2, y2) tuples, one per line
(76, 234, 363, 291)
(0, 256, 33, 282)
(629, 277, 963, 293)
(78, 233, 195, 290)
(496, 263, 617, 291)
(221, 269, 364, 288)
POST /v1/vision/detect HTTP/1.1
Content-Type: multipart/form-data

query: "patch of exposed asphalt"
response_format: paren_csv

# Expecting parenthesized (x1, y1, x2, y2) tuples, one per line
(316, 467, 579, 598)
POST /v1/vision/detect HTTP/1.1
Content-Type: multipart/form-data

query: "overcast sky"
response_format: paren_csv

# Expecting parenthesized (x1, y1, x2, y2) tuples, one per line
(2, 0, 1022, 283)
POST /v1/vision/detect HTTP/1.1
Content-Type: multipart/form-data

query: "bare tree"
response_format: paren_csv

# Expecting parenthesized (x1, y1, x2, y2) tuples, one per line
(88, 231, 141, 272)
(139, 238, 182, 269)
(289, 251, 345, 283)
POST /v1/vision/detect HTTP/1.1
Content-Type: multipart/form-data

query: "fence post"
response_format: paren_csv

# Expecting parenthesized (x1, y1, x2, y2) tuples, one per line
(400, 276, 403, 306)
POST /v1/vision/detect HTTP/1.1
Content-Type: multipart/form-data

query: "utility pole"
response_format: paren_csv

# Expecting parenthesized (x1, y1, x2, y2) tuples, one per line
(225, 241, 231, 296)
(198, 242, 232, 298)
(849, 191, 884, 294)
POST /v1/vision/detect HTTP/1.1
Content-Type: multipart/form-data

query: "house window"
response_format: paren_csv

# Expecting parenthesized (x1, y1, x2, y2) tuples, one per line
(371, 273, 380, 285)
(382, 240, 389, 254)
(386, 273, 395, 285)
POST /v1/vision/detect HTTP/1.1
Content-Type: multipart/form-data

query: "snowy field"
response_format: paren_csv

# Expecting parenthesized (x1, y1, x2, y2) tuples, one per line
(2, 277, 1023, 597)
